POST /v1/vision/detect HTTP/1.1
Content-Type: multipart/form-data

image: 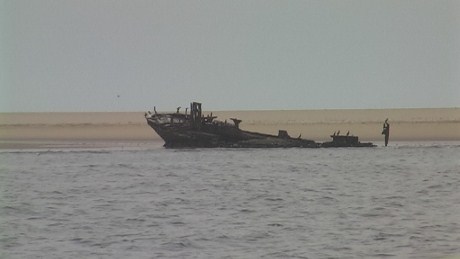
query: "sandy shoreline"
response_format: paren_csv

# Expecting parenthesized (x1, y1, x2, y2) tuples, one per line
(1, 108, 459, 149)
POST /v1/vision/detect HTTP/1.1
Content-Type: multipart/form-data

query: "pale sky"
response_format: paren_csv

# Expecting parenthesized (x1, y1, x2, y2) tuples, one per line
(1, 0, 459, 112)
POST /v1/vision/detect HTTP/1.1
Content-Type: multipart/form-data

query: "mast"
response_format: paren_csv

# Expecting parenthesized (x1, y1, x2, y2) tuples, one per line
(190, 102, 202, 129)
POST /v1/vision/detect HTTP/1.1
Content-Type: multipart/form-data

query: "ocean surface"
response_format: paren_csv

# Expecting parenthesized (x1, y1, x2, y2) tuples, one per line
(1, 142, 459, 259)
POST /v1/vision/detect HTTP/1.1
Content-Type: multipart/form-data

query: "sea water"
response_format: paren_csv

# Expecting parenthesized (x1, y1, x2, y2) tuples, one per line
(0, 142, 459, 258)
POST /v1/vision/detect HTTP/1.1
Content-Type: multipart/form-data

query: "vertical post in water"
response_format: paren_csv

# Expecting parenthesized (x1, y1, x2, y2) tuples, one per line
(382, 118, 390, 146)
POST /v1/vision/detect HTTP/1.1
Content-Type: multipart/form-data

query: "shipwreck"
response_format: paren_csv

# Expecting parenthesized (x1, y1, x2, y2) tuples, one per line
(145, 102, 375, 148)
(145, 102, 318, 148)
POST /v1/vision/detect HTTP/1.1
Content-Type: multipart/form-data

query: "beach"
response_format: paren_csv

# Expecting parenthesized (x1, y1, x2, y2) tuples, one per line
(1, 108, 459, 149)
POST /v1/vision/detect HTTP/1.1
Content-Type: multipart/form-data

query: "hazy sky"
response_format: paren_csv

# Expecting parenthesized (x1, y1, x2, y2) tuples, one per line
(1, 0, 459, 112)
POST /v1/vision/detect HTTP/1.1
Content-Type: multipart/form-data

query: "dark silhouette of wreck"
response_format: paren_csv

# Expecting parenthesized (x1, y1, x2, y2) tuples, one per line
(145, 102, 375, 148)
(321, 134, 375, 148)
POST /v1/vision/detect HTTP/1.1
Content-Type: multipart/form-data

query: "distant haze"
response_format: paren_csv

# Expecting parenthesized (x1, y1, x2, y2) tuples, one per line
(1, 0, 459, 112)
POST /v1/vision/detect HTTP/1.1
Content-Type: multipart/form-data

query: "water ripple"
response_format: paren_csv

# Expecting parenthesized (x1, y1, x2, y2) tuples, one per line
(1, 143, 459, 258)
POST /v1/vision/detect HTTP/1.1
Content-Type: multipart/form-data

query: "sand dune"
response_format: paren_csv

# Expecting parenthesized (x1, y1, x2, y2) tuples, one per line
(0, 108, 459, 148)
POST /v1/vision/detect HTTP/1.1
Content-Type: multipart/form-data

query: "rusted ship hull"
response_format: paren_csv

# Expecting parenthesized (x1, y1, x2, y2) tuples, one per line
(146, 102, 318, 148)
(146, 102, 376, 148)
